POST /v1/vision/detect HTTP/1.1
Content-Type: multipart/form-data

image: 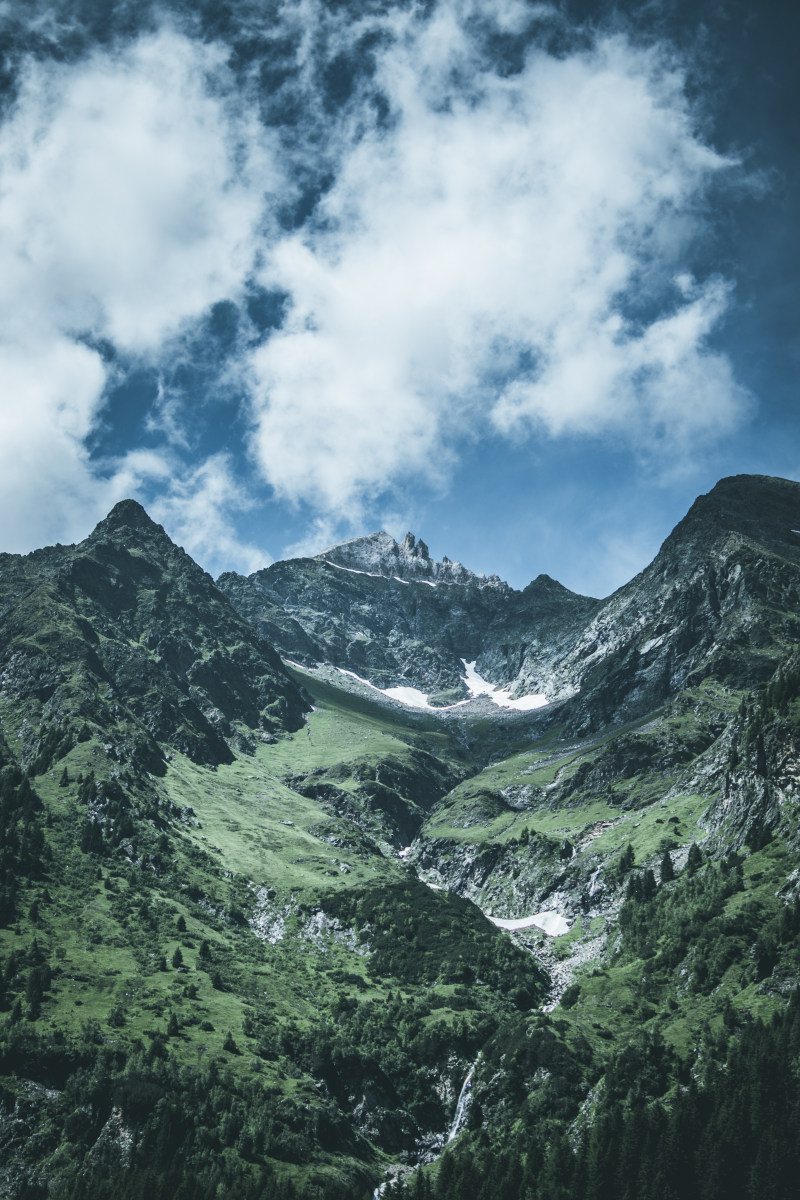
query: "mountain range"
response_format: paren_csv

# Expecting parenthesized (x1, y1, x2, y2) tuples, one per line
(1, 474, 799, 1199)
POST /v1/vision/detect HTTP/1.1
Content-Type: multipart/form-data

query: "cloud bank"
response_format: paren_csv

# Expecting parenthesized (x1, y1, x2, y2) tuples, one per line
(0, 0, 751, 562)
(250, 12, 748, 517)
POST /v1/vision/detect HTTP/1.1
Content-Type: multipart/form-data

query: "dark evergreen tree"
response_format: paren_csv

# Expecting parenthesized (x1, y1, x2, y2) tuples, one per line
(686, 842, 703, 876)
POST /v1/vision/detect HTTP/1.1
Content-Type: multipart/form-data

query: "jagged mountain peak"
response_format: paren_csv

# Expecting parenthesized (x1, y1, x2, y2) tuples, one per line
(84, 498, 207, 579)
(315, 529, 506, 588)
(523, 572, 595, 600)
(0, 497, 309, 771)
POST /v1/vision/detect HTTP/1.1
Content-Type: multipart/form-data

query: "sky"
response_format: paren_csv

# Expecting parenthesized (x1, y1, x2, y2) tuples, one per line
(0, 0, 797, 597)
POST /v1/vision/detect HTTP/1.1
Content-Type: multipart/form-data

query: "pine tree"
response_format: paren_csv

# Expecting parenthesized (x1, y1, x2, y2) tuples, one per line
(618, 843, 635, 878)
(660, 850, 675, 884)
(687, 843, 703, 876)
(641, 868, 657, 900)
(80, 818, 104, 855)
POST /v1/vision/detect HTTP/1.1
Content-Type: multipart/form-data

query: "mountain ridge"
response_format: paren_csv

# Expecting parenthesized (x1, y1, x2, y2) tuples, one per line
(1, 472, 800, 1200)
(218, 474, 800, 726)
(316, 529, 508, 589)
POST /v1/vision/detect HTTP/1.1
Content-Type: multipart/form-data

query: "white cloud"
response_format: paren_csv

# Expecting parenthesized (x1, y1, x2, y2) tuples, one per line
(248, 12, 748, 518)
(151, 454, 272, 577)
(0, 3, 753, 565)
(281, 515, 345, 562)
(0, 27, 277, 549)
(491, 275, 750, 445)
(0, 333, 107, 550)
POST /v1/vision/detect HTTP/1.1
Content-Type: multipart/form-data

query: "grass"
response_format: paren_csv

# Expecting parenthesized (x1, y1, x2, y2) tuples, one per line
(587, 793, 709, 862)
(163, 749, 393, 894)
(3, 649, 799, 1195)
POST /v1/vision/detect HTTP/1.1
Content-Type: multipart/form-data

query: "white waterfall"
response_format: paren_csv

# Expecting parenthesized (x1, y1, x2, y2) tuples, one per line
(447, 1058, 479, 1143)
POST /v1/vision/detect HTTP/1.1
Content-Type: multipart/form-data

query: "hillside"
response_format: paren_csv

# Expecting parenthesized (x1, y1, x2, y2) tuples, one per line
(1, 475, 800, 1199)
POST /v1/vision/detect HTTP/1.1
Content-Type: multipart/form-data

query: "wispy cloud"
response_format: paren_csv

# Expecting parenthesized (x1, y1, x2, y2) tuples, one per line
(150, 453, 271, 576)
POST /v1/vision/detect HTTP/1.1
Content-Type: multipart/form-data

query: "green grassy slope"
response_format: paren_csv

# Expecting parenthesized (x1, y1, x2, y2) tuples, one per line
(3, 481, 800, 1200)
(0, 668, 545, 1199)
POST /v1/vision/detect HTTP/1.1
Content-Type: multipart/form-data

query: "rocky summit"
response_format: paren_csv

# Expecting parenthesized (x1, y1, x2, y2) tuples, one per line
(1, 475, 800, 1200)
(315, 529, 506, 587)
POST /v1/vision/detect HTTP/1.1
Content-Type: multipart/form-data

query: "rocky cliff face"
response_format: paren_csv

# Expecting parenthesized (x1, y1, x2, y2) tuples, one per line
(219, 539, 597, 702)
(513, 475, 800, 732)
(0, 500, 308, 775)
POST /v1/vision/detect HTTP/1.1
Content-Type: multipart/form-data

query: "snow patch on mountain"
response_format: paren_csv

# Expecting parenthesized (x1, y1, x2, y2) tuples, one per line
(383, 684, 437, 707)
(317, 530, 506, 588)
(488, 911, 571, 936)
(461, 660, 548, 711)
(332, 661, 548, 712)
(336, 668, 431, 707)
(324, 560, 381, 578)
(335, 668, 468, 710)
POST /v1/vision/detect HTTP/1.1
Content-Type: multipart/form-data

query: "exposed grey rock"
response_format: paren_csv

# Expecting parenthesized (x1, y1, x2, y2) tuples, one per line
(315, 529, 505, 587)
(219, 542, 597, 701)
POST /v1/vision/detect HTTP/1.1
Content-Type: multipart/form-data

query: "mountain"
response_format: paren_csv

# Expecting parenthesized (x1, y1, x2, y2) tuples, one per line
(218, 532, 598, 704)
(0, 500, 308, 774)
(511, 473, 800, 730)
(316, 529, 506, 587)
(1, 475, 800, 1200)
(219, 473, 800, 730)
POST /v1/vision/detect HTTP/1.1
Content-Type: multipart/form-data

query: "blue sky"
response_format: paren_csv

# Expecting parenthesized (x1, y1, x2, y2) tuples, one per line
(0, 0, 797, 596)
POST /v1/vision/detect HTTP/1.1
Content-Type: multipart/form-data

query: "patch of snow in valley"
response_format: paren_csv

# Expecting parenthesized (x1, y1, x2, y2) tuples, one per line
(288, 658, 542, 714)
(335, 667, 470, 710)
(382, 685, 436, 708)
(461, 660, 548, 711)
(488, 911, 571, 936)
(337, 668, 434, 708)
(336, 666, 384, 688)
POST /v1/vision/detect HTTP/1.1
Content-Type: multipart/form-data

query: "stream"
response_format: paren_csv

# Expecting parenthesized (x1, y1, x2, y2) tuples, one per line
(447, 1056, 479, 1142)
(372, 1057, 481, 1198)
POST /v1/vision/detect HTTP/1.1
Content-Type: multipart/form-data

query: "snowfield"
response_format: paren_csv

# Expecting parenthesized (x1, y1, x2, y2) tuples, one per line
(334, 668, 470, 709)
(304, 662, 547, 714)
(488, 911, 571, 937)
(461, 660, 548, 710)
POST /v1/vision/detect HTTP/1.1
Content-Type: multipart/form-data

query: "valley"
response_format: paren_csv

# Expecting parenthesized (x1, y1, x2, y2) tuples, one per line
(1, 475, 799, 1199)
